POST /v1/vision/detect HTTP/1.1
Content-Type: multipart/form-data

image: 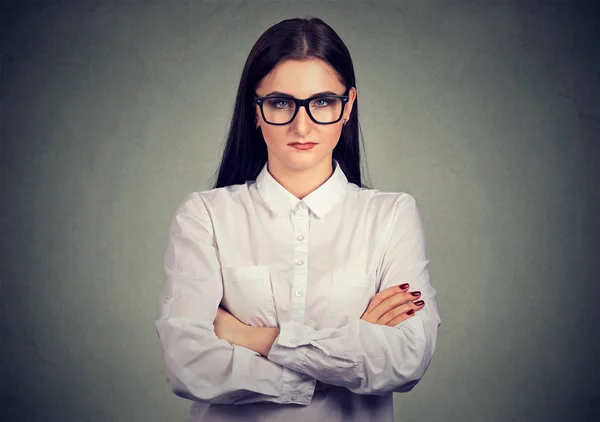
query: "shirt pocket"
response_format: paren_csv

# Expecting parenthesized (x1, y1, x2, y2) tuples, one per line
(325, 270, 378, 328)
(221, 265, 277, 328)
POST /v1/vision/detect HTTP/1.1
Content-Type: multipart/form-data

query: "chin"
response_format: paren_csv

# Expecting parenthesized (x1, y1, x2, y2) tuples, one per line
(287, 154, 330, 168)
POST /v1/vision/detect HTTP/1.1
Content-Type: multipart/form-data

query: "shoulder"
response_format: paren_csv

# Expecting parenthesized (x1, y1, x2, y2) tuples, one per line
(172, 182, 251, 216)
(349, 185, 419, 216)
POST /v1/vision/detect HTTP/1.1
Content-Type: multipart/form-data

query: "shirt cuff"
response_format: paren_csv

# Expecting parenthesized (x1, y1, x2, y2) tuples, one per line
(267, 320, 313, 373)
(234, 343, 316, 405)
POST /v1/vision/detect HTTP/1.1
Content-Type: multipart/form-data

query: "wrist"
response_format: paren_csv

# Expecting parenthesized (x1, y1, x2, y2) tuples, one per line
(238, 324, 254, 349)
(245, 326, 280, 357)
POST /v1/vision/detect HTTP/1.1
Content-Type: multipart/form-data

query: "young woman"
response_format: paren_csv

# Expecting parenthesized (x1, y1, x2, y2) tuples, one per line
(154, 16, 441, 422)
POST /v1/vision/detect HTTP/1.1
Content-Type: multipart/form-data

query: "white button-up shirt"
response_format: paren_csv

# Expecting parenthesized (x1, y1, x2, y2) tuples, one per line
(153, 159, 442, 422)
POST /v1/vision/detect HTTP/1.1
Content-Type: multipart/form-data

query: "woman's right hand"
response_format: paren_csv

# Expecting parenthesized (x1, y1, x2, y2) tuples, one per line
(360, 283, 424, 326)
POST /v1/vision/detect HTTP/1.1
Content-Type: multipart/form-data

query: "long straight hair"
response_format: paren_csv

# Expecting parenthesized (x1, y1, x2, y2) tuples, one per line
(210, 17, 371, 189)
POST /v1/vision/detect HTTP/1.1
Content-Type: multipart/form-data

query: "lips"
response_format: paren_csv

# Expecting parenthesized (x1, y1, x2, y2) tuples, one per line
(289, 142, 317, 150)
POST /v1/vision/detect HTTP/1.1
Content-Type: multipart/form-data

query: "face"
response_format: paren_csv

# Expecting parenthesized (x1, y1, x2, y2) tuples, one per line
(254, 58, 356, 172)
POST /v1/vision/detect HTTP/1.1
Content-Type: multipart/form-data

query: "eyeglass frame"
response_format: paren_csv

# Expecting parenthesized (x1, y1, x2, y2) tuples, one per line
(254, 88, 350, 126)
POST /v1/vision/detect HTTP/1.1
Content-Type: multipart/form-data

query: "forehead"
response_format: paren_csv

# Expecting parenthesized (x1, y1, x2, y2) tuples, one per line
(256, 58, 345, 97)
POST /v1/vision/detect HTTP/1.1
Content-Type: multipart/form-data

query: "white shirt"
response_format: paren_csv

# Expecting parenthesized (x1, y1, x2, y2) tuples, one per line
(153, 159, 442, 422)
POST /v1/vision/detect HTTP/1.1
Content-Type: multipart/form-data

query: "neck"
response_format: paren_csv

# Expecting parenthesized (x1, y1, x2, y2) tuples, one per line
(267, 157, 334, 200)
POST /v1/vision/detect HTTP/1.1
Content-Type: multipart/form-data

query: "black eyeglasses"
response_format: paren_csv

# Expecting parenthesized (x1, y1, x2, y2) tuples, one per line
(254, 89, 350, 125)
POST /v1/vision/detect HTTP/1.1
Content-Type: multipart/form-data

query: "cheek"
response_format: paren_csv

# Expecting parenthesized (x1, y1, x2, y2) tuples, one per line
(321, 126, 343, 145)
(261, 127, 287, 148)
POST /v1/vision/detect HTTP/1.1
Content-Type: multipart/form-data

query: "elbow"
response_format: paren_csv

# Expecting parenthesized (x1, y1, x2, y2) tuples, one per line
(393, 378, 420, 393)
(390, 350, 433, 393)
(361, 326, 437, 395)
(163, 364, 198, 401)
(155, 318, 238, 404)
(389, 328, 437, 394)
(154, 318, 285, 405)
(163, 356, 230, 404)
(164, 363, 243, 405)
(168, 378, 203, 402)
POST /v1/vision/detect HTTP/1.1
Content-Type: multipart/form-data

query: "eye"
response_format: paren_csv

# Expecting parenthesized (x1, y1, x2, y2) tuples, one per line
(313, 98, 331, 107)
(267, 98, 292, 109)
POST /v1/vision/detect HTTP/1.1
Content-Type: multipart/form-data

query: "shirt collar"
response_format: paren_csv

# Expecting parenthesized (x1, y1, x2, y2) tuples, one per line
(254, 159, 350, 218)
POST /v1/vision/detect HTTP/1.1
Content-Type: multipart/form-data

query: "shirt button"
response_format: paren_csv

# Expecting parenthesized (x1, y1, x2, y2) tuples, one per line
(294, 289, 303, 297)
(163, 296, 170, 303)
(295, 260, 304, 266)
(296, 202, 306, 210)
(291, 392, 299, 400)
(296, 234, 304, 241)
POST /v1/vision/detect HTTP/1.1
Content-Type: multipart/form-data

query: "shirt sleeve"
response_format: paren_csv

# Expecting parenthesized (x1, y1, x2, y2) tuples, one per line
(153, 192, 316, 405)
(267, 193, 442, 395)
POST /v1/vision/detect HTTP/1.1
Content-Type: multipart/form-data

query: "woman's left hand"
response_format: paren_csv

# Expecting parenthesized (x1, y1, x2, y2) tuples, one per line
(213, 305, 250, 346)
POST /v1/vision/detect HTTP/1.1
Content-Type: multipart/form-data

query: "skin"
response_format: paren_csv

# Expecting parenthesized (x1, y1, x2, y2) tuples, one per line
(214, 58, 425, 392)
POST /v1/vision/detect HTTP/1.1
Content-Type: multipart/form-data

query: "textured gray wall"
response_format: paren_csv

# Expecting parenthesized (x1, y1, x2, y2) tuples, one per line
(1, 1, 599, 421)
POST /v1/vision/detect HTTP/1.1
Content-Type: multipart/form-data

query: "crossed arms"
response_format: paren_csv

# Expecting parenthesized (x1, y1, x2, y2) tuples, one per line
(153, 192, 441, 405)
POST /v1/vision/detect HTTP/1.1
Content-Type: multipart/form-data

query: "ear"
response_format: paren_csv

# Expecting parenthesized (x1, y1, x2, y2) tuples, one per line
(344, 87, 357, 122)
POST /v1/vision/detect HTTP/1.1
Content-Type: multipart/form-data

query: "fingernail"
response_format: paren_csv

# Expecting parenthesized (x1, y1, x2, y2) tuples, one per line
(399, 283, 409, 289)
(407, 309, 415, 315)
(414, 300, 424, 306)
(410, 291, 421, 296)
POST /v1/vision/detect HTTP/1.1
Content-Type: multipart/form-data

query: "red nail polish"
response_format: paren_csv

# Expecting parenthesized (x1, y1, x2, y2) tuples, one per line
(407, 310, 415, 315)
(410, 291, 421, 297)
(399, 283, 409, 289)
(414, 300, 424, 306)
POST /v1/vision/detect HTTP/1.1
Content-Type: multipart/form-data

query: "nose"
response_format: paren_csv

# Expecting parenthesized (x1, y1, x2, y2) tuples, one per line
(292, 105, 311, 133)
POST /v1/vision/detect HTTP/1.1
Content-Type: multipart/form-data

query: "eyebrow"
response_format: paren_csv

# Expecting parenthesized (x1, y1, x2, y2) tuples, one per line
(262, 90, 341, 98)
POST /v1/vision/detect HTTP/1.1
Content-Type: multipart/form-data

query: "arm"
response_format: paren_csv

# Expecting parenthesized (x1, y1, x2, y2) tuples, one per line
(239, 328, 333, 393)
(153, 193, 315, 405)
(264, 193, 442, 395)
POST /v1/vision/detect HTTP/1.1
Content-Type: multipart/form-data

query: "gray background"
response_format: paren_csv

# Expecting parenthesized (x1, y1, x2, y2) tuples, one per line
(2, 1, 599, 421)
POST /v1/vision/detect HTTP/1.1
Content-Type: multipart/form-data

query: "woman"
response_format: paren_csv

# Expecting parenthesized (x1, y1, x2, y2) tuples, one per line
(154, 16, 441, 422)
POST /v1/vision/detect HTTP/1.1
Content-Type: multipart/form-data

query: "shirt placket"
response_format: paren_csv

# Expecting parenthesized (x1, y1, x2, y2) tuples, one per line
(277, 201, 313, 404)
(290, 201, 309, 326)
